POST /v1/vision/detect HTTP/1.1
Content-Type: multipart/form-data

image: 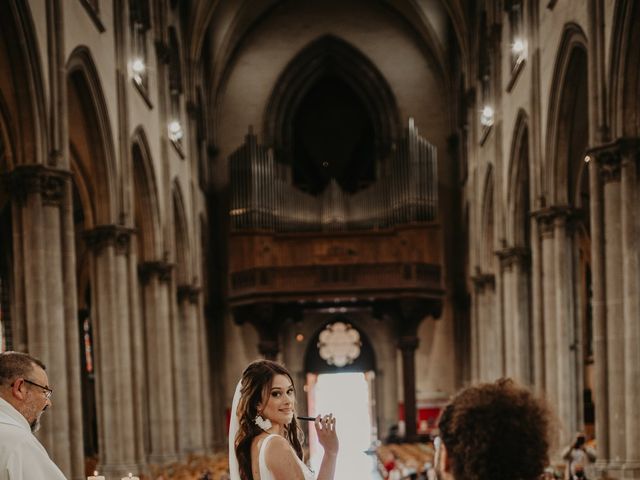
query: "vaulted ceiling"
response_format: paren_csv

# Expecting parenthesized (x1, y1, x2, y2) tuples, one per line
(186, 0, 471, 105)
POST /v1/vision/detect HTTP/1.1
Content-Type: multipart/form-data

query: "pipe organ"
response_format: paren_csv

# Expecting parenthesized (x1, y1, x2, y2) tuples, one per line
(230, 119, 437, 232)
(227, 118, 444, 364)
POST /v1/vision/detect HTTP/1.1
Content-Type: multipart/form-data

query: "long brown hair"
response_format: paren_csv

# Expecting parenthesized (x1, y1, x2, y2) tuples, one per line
(235, 360, 304, 480)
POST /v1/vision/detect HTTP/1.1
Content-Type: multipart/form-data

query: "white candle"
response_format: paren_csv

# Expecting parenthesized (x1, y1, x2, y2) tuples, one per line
(120, 473, 140, 480)
(88, 471, 105, 480)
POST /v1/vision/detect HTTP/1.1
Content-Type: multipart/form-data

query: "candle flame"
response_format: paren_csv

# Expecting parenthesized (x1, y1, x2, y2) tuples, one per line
(93, 471, 98, 476)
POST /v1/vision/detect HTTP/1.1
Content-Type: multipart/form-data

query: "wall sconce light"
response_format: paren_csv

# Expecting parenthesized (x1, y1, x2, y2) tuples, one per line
(480, 105, 494, 127)
(131, 58, 146, 83)
(168, 120, 183, 142)
(584, 155, 591, 163)
(512, 39, 527, 61)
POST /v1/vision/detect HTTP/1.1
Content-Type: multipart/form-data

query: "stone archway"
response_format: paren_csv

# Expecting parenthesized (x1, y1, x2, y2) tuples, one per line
(264, 35, 400, 171)
(172, 181, 206, 455)
(472, 166, 500, 382)
(131, 127, 178, 464)
(540, 23, 590, 448)
(501, 111, 533, 385)
(303, 317, 378, 477)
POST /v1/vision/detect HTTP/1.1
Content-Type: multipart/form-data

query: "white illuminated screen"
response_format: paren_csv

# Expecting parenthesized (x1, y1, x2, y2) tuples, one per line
(308, 372, 379, 479)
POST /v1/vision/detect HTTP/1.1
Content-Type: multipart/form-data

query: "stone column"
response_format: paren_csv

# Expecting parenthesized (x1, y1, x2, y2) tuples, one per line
(553, 209, 577, 445)
(8, 165, 83, 477)
(530, 217, 545, 393)
(398, 335, 419, 441)
(394, 298, 441, 441)
(585, 145, 609, 471)
(497, 248, 532, 384)
(232, 303, 289, 360)
(139, 261, 178, 463)
(60, 177, 85, 479)
(85, 225, 139, 475)
(534, 209, 558, 416)
(127, 246, 148, 468)
(198, 302, 214, 451)
(470, 272, 495, 381)
(497, 252, 516, 379)
(177, 284, 205, 454)
(599, 149, 625, 472)
(470, 279, 481, 382)
(620, 140, 640, 477)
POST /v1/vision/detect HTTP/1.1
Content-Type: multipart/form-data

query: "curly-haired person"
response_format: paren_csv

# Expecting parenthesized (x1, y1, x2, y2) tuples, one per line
(433, 378, 552, 480)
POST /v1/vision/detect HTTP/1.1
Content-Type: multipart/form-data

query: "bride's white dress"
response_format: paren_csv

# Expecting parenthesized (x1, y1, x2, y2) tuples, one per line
(258, 434, 315, 480)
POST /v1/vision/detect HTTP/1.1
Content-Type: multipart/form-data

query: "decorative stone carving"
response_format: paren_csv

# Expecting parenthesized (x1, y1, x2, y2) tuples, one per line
(84, 225, 134, 255)
(587, 137, 640, 184)
(471, 267, 496, 293)
(496, 246, 531, 270)
(177, 284, 200, 304)
(531, 206, 575, 237)
(6, 164, 71, 206)
(138, 261, 174, 284)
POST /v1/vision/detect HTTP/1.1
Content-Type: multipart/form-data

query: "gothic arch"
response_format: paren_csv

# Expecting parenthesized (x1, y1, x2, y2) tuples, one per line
(545, 23, 589, 206)
(67, 47, 118, 226)
(480, 165, 495, 271)
(610, 0, 640, 137)
(506, 110, 531, 247)
(172, 180, 191, 285)
(131, 126, 162, 261)
(264, 35, 400, 166)
(0, 0, 46, 168)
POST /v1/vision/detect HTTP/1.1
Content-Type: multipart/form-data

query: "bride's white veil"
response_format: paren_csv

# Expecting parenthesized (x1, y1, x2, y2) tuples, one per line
(228, 379, 243, 480)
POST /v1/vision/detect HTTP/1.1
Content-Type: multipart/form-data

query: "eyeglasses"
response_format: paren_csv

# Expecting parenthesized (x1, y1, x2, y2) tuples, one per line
(22, 379, 53, 399)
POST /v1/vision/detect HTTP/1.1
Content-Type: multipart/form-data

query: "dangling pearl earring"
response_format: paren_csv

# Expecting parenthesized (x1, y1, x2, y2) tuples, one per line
(254, 414, 273, 431)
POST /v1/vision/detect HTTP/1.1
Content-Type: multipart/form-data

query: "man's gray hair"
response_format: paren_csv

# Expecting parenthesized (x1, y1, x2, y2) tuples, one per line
(0, 351, 46, 386)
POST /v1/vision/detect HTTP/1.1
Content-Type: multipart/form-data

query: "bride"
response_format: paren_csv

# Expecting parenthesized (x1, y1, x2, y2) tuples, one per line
(229, 360, 339, 480)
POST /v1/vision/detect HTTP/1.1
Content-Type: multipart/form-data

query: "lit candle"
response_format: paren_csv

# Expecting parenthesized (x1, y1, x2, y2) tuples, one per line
(121, 473, 140, 480)
(88, 471, 105, 480)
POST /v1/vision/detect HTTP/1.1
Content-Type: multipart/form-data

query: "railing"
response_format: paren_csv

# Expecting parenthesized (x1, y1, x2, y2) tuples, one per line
(229, 119, 437, 232)
(229, 262, 442, 301)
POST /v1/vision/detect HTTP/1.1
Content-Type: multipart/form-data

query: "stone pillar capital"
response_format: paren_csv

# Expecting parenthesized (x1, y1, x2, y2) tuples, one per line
(495, 246, 531, 270)
(397, 335, 420, 352)
(177, 284, 201, 304)
(84, 225, 134, 254)
(471, 268, 495, 292)
(531, 206, 576, 236)
(587, 137, 640, 183)
(5, 164, 72, 206)
(138, 261, 174, 284)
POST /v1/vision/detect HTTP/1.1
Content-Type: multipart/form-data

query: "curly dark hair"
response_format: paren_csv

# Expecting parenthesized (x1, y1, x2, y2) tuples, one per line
(235, 360, 304, 480)
(437, 378, 551, 480)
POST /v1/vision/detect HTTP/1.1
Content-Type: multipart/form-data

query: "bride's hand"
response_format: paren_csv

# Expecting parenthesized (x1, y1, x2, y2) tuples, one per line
(315, 414, 339, 456)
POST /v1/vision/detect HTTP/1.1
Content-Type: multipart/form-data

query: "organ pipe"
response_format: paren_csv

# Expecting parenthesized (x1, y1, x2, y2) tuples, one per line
(229, 118, 437, 232)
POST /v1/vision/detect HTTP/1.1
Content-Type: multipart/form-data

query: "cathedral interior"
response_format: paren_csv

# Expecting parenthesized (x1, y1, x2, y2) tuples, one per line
(1, 0, 639, 479)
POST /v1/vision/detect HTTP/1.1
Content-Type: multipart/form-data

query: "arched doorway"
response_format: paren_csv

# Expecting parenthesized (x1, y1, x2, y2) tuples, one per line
(304, 318, 377, 478)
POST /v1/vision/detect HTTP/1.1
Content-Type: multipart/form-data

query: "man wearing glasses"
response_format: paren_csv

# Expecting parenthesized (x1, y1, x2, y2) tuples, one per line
(0, 351, 66, 479)
(431, 378, 552, 480)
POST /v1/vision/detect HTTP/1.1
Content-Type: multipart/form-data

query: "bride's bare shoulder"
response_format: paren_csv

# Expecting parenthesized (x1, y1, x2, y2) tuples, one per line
(264, 436, 305, 479)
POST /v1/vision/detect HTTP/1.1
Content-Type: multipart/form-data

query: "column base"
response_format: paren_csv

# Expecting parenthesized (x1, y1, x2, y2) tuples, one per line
(622, 461, 640, 479)
(605, 460, 625, 479)
(147, 452, 180, 466)
(98, 462, 146, 478)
